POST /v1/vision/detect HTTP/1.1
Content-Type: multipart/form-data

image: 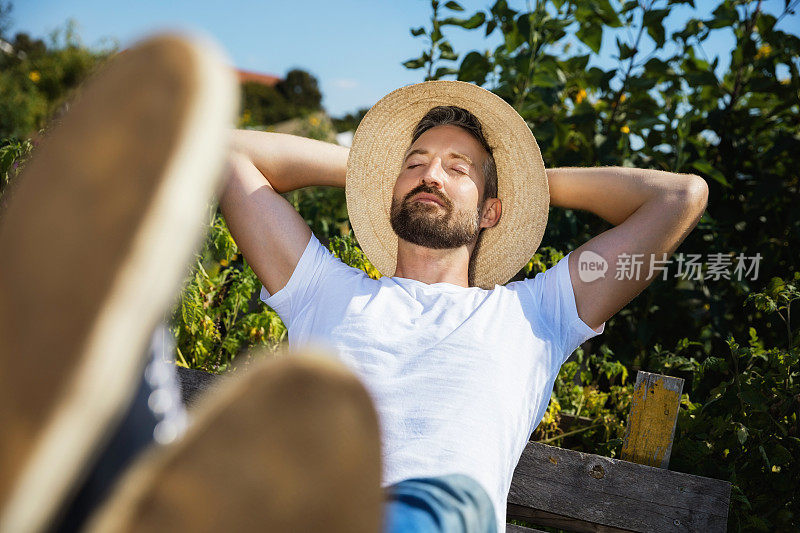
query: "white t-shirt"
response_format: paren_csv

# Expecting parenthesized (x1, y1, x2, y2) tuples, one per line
(260, 234, 605, 533)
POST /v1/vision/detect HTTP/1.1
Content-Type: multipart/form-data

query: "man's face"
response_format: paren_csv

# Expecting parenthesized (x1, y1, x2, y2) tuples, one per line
(390, 125, 489, 249)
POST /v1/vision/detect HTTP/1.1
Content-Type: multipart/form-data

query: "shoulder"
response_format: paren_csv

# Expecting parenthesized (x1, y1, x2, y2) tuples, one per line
(505, 254, 568, 299)
(260, 233, 371, 306)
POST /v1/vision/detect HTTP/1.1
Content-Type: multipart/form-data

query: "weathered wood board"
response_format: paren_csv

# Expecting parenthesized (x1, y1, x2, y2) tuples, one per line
(507, 441, 730, 533)
(621, 371, 684, 468)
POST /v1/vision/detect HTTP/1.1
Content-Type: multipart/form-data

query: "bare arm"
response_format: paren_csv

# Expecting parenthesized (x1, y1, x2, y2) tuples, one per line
(230, 130, 349, 192)
(546, 166, 709, 331)
(219, 131, 349, 295)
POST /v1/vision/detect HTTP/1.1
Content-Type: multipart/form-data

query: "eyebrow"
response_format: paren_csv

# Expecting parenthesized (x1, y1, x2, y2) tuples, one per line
(403, 149, 474, 167)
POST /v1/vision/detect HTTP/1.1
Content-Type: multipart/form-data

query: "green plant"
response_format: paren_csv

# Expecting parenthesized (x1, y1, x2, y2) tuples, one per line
(0, 136, 32, 200)
(0, 20, 112, 139)
(670, 273, 799, 531)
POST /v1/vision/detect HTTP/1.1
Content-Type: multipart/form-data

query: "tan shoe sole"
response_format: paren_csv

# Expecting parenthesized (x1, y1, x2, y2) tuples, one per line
(0, 33, 237, 532)
(86, 350, 383, 533)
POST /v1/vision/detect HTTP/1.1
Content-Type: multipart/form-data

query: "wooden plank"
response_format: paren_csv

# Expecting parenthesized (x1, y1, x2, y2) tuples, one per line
(508, 441, 730, 533)
(621, 371, 684, 468)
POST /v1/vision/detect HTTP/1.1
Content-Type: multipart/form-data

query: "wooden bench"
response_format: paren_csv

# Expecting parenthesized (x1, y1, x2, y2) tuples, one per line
(175, 367, 731, 532)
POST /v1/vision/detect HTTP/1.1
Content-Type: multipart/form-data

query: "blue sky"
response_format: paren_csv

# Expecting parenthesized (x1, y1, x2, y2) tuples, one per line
(13, 1, 799, 117)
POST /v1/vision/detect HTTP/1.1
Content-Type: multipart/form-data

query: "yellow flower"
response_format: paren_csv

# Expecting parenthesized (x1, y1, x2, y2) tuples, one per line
(309, 116, 320, 126)
(755, 44, 771, 59)
(621, 125, 630, 134)
(575, 88, 587, 104)
(620, 93, 627, 102)
(219, 259, 229, 267)
(28, 71, 41, 83)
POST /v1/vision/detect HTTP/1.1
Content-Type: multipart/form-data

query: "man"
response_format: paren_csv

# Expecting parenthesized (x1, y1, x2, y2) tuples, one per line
(221, 81, 708, 533)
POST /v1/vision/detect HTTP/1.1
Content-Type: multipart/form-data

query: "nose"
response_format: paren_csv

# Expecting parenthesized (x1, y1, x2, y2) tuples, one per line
(420, 157, 445, 189)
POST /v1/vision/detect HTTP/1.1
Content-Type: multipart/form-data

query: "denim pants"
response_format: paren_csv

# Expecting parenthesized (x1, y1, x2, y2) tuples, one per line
(383, 474, 497, 533)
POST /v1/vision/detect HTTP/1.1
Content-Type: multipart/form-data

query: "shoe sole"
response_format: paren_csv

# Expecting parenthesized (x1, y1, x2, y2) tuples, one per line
(85, 350, 383, 533)
(0, 33, 237, 532)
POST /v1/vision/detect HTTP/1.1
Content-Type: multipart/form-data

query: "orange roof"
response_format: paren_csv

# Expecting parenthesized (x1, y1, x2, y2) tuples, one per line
(237, 69, 281, 86)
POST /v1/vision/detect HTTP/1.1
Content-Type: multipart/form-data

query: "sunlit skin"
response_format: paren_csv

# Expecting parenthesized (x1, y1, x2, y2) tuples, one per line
(391, 125, 502, 286)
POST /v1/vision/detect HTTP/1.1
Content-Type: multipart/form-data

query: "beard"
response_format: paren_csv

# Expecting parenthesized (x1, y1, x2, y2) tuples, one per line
(390, 183, 482, 249)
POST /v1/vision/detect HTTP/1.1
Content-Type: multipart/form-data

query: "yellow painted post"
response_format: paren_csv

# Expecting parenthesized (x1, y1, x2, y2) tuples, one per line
(620, 371, 684, 469)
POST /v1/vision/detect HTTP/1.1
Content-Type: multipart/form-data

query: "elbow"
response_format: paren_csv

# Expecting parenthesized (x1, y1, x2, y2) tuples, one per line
(669, 174, 708, 215)
(228, 128, 254, 155)
(684, 174, 709, 213)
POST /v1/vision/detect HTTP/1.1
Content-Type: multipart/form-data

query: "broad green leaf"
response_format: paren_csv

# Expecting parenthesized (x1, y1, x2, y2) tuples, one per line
(576, 22, 603, 54)
(532, 70, 560, 88)
(673, 18, 705, 42)
(457, 51, 491, 84)
(617, 38, 636, 60)
(564, 53, 590, 71)
(434, 66, 459, 78)
(736, 424, 748, 445)
(643, 8, 669, 47)
(707, 4, 738, 29)
(691, 159, 730, 187)
(441, 12, 486, 29)
(593, 0, 622, 28)
(402, 57, 427, 69)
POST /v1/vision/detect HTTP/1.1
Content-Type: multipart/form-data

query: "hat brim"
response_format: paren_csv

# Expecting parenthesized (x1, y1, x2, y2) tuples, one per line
(345, 80, 549, 289)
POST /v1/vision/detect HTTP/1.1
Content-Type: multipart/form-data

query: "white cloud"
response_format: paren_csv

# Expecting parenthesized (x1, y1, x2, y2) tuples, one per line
(331, 78, 359, 89)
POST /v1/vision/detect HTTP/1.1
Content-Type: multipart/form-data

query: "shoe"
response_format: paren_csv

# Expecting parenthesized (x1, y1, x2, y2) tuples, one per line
(0, 33, 237, 532)
(85, 350, 383, 533)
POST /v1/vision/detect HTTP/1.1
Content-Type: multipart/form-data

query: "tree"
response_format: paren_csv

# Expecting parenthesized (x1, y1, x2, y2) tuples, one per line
(240, 69, 323, 128)
(276, 68, 322, 111)
(332, 107, 369, 133)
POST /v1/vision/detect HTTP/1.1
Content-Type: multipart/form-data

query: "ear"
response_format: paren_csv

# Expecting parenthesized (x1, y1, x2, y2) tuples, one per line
(479, 198, 502, 229)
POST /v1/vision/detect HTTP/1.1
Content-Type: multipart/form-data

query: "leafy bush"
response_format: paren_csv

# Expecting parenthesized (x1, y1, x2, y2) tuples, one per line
(0, 21, 111, 139)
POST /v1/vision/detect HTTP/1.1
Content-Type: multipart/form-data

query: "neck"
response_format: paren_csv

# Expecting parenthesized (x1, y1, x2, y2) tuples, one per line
(393, 238, 476, 287)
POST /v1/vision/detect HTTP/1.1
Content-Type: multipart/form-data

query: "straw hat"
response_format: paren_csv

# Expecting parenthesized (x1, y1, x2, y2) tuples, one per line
(345, 80, 549, 289)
